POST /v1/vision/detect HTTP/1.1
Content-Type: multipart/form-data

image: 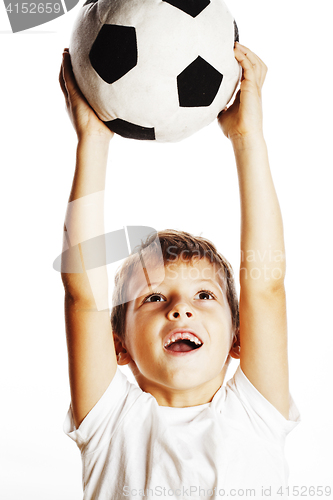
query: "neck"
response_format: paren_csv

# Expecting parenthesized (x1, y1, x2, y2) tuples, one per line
(133, 364, 229, 407)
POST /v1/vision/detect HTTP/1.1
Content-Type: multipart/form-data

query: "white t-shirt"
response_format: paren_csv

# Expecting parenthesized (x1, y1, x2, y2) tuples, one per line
(64, 366, 300, 500)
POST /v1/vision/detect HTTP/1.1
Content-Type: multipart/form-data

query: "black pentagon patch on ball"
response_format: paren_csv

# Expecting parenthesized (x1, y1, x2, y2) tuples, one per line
(104, 119, 156, 141)
(162, 0, 210, 18)
(89, 25, 138, 84)
(83, 0, 98, 6)
(177, 56, 223, 107)
(234, 20, 239, 43)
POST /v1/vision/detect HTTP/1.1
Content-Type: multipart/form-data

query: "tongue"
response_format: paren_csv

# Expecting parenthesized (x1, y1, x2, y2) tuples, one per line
(167, 340, 195, 352)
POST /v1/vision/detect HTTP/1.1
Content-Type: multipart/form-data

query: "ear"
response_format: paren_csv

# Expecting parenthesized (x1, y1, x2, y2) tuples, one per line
(113, 333, 132, 366)
(229, 328, 241, 360)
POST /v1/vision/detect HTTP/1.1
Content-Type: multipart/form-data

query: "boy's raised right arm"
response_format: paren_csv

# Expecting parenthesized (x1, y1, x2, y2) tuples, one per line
(60, 50, 117, 428)
(219, 44, 289, 418)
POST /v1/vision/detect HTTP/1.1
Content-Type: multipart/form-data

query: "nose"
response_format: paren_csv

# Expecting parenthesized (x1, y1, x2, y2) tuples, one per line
(167, 302, 194, 320)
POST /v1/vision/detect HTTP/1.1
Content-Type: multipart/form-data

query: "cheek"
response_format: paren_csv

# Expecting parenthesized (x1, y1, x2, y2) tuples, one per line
(212, 313, 234, 350)
(209, 338, 231, 372)
(125, 315, 158, 358)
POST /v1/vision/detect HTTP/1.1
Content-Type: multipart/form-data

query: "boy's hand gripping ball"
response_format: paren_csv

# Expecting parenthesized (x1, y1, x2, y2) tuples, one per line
(70, 0, 241, 142)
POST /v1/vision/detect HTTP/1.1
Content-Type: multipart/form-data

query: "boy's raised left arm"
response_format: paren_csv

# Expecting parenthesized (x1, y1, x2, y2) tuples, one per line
(219, 43, 289, 418)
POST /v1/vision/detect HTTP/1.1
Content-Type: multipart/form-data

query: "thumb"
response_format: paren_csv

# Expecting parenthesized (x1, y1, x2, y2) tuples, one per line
(218, 89, 241, 119)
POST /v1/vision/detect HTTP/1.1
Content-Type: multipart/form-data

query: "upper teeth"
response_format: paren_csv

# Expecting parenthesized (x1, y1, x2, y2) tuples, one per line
(164, 333, 202, 348)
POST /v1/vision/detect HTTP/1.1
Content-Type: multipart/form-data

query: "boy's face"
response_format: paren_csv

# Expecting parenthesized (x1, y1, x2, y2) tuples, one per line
(118, 258, 236, 406)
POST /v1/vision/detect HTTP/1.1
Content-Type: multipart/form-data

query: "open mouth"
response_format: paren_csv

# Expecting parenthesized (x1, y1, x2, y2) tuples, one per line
(165, 339, 202, 352)
(164, 332, 203, 353)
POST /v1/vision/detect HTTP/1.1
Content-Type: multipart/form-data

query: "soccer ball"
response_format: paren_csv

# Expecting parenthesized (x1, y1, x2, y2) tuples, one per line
(70, 0, 240, 142)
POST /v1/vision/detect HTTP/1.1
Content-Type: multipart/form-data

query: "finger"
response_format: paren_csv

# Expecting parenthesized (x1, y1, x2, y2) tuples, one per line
(257, 56, 268, 87)
(235, 43, 263, 67)
(235, 43, 267, 87)
(62, 51, 77, 96)
(62, 51, 89, 109)
(235, 44, 267, 90)
(234, 45, 256, 85)
(59, 57, 68, 98)
(246, 50, 267, 87)
(59, 63, 70, 113)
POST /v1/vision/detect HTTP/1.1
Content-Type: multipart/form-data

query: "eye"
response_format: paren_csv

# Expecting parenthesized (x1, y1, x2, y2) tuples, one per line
(194, 290, 216, 300)
(143, 292, 166, 303)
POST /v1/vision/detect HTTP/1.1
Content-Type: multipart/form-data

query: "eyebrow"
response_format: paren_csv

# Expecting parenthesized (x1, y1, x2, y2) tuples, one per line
(191, 278, 219, 284)
(193, 279, 224, 293)
(133, 281, 165, 300)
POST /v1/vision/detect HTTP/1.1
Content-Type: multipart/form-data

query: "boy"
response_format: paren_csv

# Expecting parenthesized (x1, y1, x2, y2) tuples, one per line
(59, 43, 299, 499)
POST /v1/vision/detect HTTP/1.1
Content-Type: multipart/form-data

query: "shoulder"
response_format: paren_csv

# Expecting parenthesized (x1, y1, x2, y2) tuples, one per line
(64, 368, 152, 449)
(212, 366, 300, 441)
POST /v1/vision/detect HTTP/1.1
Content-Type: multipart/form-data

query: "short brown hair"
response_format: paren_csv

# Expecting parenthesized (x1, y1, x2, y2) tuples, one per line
(111, 229, 239, 340)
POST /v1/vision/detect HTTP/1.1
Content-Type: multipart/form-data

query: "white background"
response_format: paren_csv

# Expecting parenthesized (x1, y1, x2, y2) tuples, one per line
(1, 1, 332, 498)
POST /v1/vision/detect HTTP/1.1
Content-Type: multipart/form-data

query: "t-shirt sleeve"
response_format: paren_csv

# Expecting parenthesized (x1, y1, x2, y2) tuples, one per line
(63, 368, 140, 454)
(226, 366, 300, 441)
